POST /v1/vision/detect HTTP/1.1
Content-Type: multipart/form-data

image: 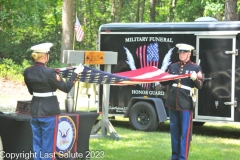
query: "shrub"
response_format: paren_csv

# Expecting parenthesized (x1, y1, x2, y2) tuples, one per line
(0, 58, 31, 82)
(0, 58, 66, 82)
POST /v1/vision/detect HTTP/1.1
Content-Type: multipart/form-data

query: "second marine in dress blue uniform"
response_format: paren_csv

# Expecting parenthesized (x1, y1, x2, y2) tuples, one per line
(166, 61, 202, 110)
(165, 43, 203, 160)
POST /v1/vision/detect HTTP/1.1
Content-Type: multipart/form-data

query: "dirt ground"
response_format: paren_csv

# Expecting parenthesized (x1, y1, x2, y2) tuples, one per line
(0, 78, 35, 111)
(0, 78, 29, 96)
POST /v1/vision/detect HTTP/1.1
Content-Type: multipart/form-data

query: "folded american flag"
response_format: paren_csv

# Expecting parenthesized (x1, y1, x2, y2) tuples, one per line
(55, 65, 189, 85)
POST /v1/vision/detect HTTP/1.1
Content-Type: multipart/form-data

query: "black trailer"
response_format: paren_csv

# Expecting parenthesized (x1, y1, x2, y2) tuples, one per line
(98, 17, 240, 131)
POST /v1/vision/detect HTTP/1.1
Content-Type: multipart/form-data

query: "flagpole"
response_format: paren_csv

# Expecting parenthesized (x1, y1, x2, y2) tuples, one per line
(72, 13, 85, 111)
(74, 14, 80, 111)
(66, 14, 78, 113)
(73, 14, 76, 50)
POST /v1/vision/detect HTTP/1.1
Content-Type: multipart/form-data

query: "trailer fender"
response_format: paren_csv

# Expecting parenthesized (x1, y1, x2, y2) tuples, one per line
(124, 97, 167, 122)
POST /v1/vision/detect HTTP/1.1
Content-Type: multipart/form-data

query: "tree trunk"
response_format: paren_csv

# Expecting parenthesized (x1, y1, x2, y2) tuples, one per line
(150, 0, 156, 22)
(61, 0, 75, 62)
(225, 0, 237, 21)
(87, 0, 93, 48)
(117, 0, 123, 22)
(0, 4, 3, 31)
(111, 0, 116, 22)
(136, 0, 140, 22)
(168, 0, 177, 22)
(140, 0, 146, 22)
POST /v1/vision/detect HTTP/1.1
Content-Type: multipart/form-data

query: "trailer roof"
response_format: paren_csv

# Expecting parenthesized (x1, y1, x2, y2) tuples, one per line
(99, 21, 240, 32)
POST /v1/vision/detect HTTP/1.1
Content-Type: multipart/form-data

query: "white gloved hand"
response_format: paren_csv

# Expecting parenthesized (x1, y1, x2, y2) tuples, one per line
(190, 71, 197, 81)
(154, 82, 161, 87)
(74, 63, 84, 74)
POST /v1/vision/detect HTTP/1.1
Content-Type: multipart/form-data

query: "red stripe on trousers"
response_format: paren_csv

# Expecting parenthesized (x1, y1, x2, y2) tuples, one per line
(185, 111, 192, 159)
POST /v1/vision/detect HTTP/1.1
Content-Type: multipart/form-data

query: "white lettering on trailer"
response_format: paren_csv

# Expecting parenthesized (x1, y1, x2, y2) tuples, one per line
(109, 106, 127, 113)
(131, 90, 164, 96)
(125, 37, 173, 42)
(132, 90, 148, 95)
(149, 37, 173, 42)
(149, 91, 165, 95)
(125, 37, 149, 42)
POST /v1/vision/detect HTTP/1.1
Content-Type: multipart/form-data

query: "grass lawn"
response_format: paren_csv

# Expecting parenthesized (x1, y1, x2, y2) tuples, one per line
(89, 118, 240, 160)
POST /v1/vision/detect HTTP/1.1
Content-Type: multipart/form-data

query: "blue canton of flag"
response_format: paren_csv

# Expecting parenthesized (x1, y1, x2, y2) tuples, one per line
(147, 42, 159, 63)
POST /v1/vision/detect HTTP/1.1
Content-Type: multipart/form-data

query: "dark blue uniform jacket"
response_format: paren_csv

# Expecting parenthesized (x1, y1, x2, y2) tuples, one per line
(24, 62, 79, 117)
(165, 61, 203, 110)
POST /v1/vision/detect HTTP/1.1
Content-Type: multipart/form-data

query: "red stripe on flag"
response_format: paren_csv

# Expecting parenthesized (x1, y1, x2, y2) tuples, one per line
(114, 66, 190, 84)
(139, 46, 143, 68)
(75, 16, 84, 42)
(143, 45, 146, 67)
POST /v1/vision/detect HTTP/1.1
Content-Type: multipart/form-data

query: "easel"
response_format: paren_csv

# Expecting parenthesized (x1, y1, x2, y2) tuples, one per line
(62, 50, 121, 139)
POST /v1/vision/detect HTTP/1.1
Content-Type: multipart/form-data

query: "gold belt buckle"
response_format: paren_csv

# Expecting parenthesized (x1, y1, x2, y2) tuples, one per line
(177, 83, 181, 88)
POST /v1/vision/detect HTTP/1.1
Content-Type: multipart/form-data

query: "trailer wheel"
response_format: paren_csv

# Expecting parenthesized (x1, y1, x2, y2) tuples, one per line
(129, 101, 158, 131)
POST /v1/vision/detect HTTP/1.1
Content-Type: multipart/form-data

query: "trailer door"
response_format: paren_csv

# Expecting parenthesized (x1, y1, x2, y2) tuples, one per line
(195, 35, 237, 121)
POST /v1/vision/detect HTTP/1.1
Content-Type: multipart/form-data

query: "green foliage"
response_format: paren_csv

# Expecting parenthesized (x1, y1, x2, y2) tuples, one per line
(174, 0, 205, 22)
(47, 59, 69, 69)
(238, 1, 240, 12)
(0, 0, 236, 81)
(0, 58, 31, 81)
(155, 1, 170, 22)
(0, 57, 63, 81)
(203, 0, 225, 20)
(0, 0, 63, 65)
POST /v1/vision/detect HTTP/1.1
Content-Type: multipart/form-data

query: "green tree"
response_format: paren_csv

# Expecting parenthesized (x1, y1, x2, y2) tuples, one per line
(203, 0, 225, 20)
(0, 0, 62, 65)
(0, 0, 238, 68)
(173, 0, 205, 22)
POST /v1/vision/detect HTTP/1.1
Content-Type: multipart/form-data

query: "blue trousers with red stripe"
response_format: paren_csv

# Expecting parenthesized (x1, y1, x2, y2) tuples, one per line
(30, 116, 57, 160)
(169, 109, 192, 160)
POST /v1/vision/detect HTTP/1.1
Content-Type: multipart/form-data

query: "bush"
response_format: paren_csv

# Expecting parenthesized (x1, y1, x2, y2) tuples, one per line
(0, 58, 31, 82)
(0, 58, 67, 82)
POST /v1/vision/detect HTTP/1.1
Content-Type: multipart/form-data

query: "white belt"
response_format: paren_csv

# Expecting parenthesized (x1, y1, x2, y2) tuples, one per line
(172, 83, 191, 91)
(172, 83, 196, 102)
(33, 92, 56, 97)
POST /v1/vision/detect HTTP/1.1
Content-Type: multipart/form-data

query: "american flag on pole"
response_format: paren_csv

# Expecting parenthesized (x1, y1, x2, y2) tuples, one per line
(75, 16, 84, 42)
(55, 65, 190, 85)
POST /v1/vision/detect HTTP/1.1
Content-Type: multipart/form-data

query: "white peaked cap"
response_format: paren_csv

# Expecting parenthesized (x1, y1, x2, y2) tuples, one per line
(30, 43, 53, 53)
(176, 43, 195, 51)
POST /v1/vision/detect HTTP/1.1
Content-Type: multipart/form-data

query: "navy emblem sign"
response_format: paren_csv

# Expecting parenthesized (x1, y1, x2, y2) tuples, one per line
(56, 116, 76, 156)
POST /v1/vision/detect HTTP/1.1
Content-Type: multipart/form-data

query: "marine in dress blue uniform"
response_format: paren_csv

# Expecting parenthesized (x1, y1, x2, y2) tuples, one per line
(165, 44, 203, 160)
(24, 43, 84, 160)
